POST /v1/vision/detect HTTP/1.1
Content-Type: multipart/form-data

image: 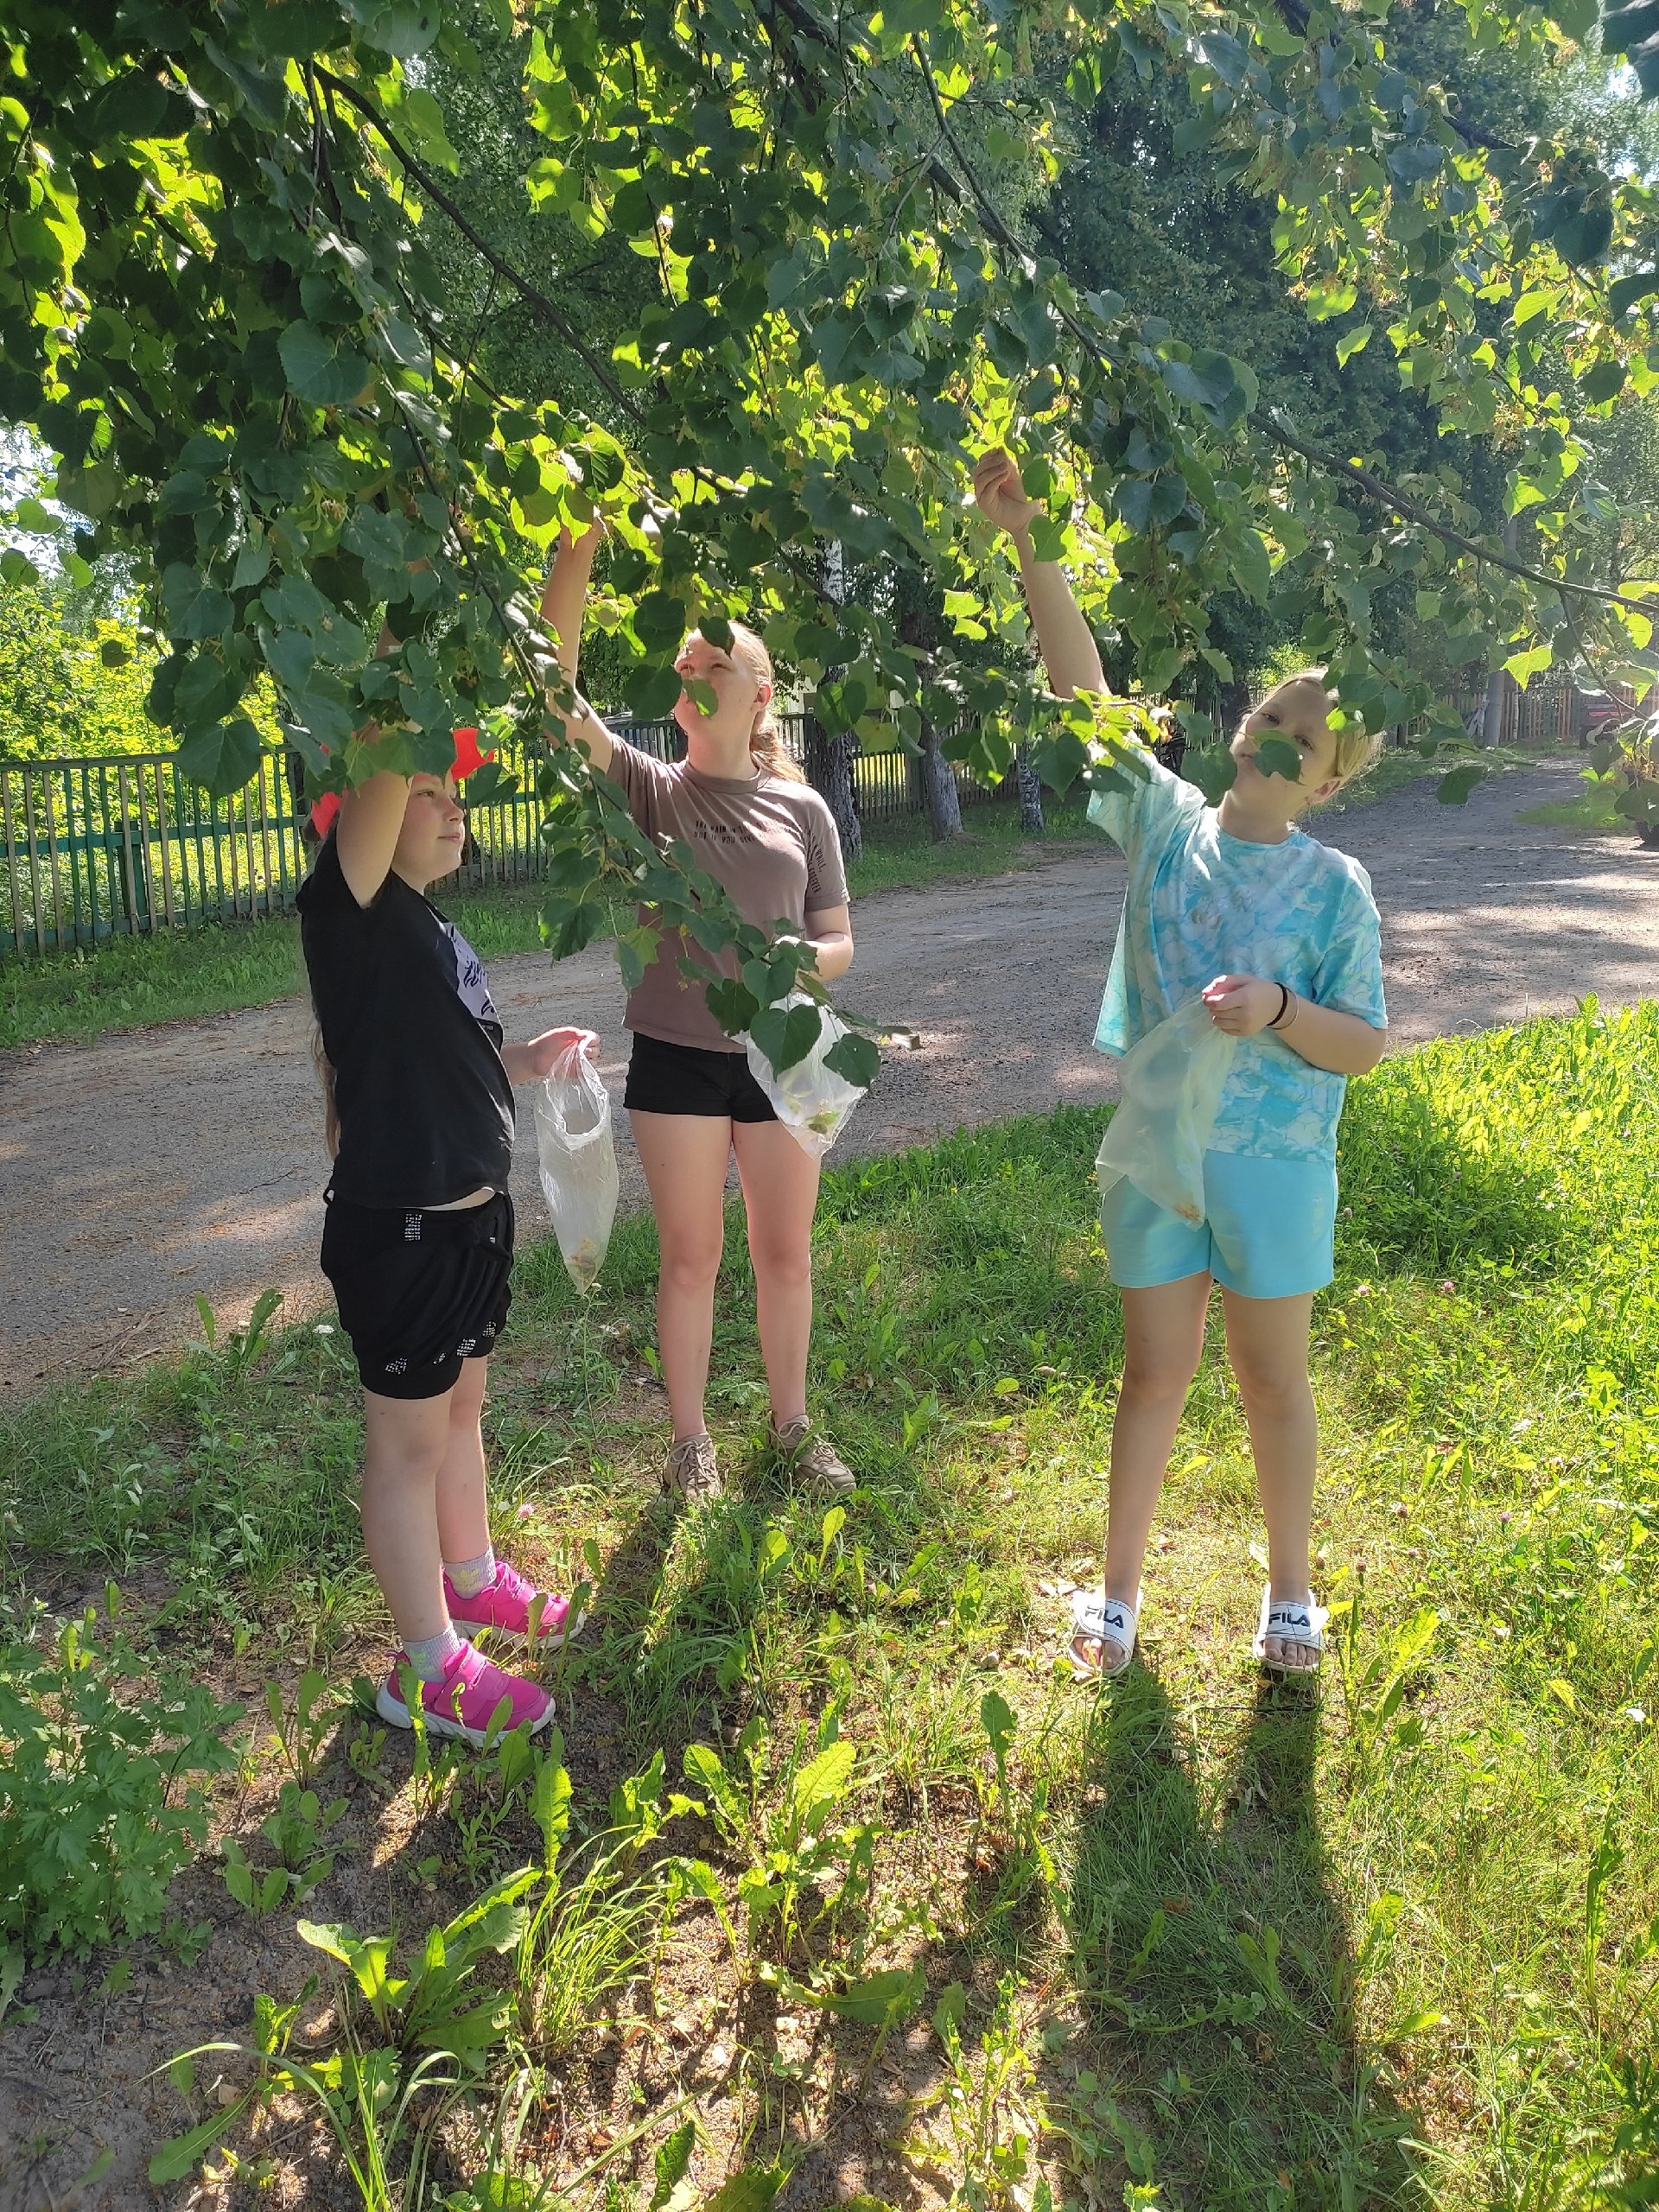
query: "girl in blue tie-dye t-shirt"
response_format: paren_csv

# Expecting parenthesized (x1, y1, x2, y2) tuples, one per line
(975, 447, 1389, 1684)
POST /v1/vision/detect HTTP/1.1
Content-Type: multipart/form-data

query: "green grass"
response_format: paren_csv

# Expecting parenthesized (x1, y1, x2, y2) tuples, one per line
(4, 1003, 1658, 2205)
(1517, 765, 1630, 836)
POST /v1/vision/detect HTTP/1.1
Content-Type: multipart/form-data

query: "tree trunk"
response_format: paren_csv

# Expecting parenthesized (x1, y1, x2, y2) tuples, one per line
(920, 715, 963, 840)
(1014, 742, 1045, 834)
(1479, 514, 1521, 748)
(806, 713, 861, 865)
(1479, 665, 1514, 749)
(808, 539, 862, 866)
(896, 575, 962, 841)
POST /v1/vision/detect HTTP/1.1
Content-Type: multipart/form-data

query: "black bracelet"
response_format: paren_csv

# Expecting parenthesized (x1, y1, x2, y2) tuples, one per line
(1268, 983, 1292, 1029)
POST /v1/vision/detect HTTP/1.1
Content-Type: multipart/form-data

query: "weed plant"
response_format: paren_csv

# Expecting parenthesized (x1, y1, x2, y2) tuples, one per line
(3, 1001, 1658, 2205)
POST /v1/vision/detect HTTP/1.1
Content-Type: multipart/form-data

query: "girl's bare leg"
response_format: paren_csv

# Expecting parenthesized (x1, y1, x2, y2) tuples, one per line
(630, 1110, 735, 1440)
(1220, 1287, 1319, 1667)
(1078, 1274, 1212, 1668)
(434, 1353, 492, 1567)
(361, 1386, 456, 1646)
(732, 1118, 823, 1427)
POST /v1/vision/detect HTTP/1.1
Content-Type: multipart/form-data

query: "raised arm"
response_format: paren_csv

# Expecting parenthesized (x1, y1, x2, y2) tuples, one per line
(973, 448, 1106, 701)
(539, 521, 615, 773)
(334, 625, 411, 907)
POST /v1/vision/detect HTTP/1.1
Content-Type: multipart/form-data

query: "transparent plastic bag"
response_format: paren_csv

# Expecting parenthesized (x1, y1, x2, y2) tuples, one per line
(745, 993, 868, 1161)
(1095, 998, 1237, 1226)
(533, 1047, 619, 1293)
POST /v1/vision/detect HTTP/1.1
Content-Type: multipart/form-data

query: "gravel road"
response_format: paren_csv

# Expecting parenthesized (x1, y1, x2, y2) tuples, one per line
(3, 757, 1654, 1395)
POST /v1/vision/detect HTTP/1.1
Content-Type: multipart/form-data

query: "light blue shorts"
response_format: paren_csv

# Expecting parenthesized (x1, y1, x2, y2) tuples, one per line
(1099, 1151, 1338, 1302)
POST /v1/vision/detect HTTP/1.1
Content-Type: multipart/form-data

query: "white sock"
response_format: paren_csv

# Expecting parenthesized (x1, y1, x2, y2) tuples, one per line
(444, 1545, 497, 1600)
(404, 1624, 464, 1682)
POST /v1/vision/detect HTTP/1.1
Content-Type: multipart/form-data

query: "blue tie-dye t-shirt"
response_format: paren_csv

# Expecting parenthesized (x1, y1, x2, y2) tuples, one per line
(1086, 752, 1386, 1163)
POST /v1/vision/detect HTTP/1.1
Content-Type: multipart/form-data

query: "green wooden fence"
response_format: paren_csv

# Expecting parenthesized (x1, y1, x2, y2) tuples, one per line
(1, 716, 1014, 956)
(1, 750, 307, 954)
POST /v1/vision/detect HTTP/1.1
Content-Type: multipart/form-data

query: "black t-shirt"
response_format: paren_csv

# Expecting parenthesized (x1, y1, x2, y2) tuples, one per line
(297, 836, 515, 1208)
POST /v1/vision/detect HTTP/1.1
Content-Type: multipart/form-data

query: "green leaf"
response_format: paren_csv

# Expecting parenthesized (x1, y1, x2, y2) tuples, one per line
(1180, 748, 1236, 804)
(1435, 763, 1487, 804)
(808, 1965, 926, 2027)
(175, 716, 264, 797)
(790, 1738, 855, 1829)
(355, 0, 442, 58)
(626, 663, 683, 720)
(277, 321, 372, 408)
(1335, 324, 1372, 366)
(1387, 138, 1443, 186)
(750, 1001, 823, 1074)
(698, 2168, 785, 2212)
(651, 2119, 698, 2212)
(1554, 204, 1614, 268)
(981, 1688, 1015, 1765)
(161, 564, 232, 642)
(1253, 734, 1303, 782)
(1229, 529, 1271, 603)
(703, 978, 760, 1036)
(1610, 268, 1659, 319)
(823, 1032, 880, 1089)
(1581, 359, 1627, 404)
(148, 2099, 248, 2186)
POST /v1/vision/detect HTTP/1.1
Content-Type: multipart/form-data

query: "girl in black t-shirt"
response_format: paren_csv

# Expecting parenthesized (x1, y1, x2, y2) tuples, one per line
(299, 735, 595, 1746)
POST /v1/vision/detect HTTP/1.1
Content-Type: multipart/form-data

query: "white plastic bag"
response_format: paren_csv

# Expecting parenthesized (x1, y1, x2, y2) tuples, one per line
(745, 993, 868, 1161)
(1095, 998, 1237, 1226)
(534, 1047, 619, 1293)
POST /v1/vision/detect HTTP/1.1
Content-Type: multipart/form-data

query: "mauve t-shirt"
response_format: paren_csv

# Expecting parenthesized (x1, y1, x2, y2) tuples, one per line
(603, 745, 849, 1052)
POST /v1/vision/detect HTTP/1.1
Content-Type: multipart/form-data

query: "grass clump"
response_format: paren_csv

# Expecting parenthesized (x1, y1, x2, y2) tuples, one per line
(3, 1003, 1658, 2206)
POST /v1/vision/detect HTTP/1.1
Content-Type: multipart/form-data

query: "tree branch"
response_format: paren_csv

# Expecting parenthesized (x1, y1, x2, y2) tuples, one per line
(313, 67, 646, 429)
(910, 38, 1656, 620)
(1262, 413, 1656, 616)
(1269, 0, 1513, 150)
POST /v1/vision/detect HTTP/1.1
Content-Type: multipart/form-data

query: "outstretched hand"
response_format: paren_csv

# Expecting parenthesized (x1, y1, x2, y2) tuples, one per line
(1202, 975, 1281, 1036)
(973, 447, 1043, 537)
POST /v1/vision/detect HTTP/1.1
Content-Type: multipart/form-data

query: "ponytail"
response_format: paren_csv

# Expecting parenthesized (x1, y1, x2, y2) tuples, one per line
(312, 1022, 340, 1159)
(732, 621, 806, 784)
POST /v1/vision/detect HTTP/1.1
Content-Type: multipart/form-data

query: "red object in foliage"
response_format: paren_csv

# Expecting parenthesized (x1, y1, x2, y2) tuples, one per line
(309, 727, 496, 840)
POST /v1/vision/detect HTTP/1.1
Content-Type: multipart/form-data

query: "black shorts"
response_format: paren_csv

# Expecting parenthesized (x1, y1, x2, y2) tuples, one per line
(622, 1031, 778, 1122)
(321, 1191, 513, 1401)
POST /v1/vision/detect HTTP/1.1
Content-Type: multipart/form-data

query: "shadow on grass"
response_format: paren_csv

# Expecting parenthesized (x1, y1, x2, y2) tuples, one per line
(1338, 1064, 1573, 1275)
(1061, 1667, 1425, 2210)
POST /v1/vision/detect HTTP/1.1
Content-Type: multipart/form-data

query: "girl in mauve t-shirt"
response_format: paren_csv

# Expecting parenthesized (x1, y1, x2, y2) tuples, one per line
(540, 524, 856, 1507)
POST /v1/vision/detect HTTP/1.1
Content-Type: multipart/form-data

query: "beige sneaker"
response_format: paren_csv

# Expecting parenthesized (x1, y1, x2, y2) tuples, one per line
(664, 1432, 721, 1503)
(771, 1415, 855, 1497)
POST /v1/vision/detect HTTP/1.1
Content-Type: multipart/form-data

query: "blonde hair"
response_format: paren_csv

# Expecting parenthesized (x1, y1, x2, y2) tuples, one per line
(1258, 667, 1383, 791)
(731, 622, 805, 784)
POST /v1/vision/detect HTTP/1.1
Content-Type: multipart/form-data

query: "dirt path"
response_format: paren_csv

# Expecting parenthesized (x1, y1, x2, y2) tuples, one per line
(3, 759, 1654, 1396)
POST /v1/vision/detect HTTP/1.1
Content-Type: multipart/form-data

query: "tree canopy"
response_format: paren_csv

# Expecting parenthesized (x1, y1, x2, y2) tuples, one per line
(4, 0, 1659, 1017)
